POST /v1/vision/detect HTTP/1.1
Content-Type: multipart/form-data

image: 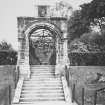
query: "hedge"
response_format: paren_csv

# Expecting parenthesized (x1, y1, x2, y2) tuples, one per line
(68, 52, 105, 66)
(0, 51, 17, 65)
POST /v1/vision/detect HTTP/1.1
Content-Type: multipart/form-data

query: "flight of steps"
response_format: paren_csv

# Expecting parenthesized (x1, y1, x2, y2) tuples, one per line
(18, 65, 65, 104)
(39, 56, 49, 64)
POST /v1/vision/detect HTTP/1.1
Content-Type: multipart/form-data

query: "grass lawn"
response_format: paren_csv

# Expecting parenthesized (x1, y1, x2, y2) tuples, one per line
(69, 66, 105, 105)
(0, 65, 16, 105)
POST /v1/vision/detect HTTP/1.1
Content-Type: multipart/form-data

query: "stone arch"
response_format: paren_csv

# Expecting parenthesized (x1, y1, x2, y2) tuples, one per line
(25, 22, 62, 39)
(24, 21, 63, 67)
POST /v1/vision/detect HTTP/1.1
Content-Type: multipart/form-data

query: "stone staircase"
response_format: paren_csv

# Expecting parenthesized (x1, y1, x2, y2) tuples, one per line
(13, 65, 65, 104)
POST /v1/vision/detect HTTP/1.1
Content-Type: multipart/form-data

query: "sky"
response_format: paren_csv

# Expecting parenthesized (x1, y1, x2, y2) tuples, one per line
(0, 0, 92, 50)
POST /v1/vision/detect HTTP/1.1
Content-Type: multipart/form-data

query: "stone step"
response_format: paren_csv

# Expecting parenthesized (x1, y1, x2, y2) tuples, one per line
(19, 97, 65, 101)
(15, 65, 65, 104)
(30, 74, 55, 76)
(31, 71, 54, 72)
(21, 92, 64, 96)
(31, 65, 55, 67)
(31, 67, 53, 68)
(31, 74, 55, 78)
(13, 101, 69, 105)
(23, 82, 62, 85)
(30, 68, 54, 70)
(22, 87, 63, 90)
(30, 75, 58, 77)
(31, 69, 53, 71)
(31, 69, 54, 70)
(21, 89, 63, 93)
(20, 94, 64, 98)
(30, 67, 54, 69)
(31, 74, 55, 76)
(24, 80, 61, 83)
(31, 73, 54, 75)
(23, 84, 62, 87)
(24, 79, 61, 81)
(20, 97, 65, 101)
(29, 77, 56, 79)
(31, 71, 54, 73)
(31, 68, 53, 69)
(19, 99, 65, 103)
(31, 72, 54, 74)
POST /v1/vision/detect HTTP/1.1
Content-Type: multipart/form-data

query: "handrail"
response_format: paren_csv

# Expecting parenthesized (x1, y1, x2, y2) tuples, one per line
(93, 87, 105, 105)
(63, 65, 76, 104)
(66, 65, 105, 105)
(9, 85, 11, 105)
(96, 87, 105, 92)
(71, 84, 105, 105)
(72, 84, 75, 103)
(12, 77, 24, 103)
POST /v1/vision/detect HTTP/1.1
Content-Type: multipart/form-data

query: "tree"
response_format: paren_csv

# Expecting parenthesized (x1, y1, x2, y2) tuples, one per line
(68, 10, 90, 42)
(69, 31, 105, 53)
(80, 0, 105, 33)
(0, 40, 12, 50)
(0, 40, 17, 65)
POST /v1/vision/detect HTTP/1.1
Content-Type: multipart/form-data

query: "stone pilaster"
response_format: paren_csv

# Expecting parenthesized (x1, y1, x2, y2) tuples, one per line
(17, 40, 21, 66)
(56, 38, 59, 65)
(19, 36, 30, 79)
(55, 21, 69, 76)
(61, 21, 69, 66)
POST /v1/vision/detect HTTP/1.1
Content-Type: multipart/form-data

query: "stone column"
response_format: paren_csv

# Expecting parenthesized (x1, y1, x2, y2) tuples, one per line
(62, 22, 69, 66)
(63, 33, 69, 65)
(57, 21, 69, 75)
(55, 38, 61, 75)
(59, 42, 63, 63)
(55, 37, 66, 76)
(20, 36, 30, 79)
(17, 39, 21, 66)
(56, 38, 59, 65)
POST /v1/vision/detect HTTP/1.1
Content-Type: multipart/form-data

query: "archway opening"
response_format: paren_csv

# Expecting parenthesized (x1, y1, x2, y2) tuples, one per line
(29, 28, 57, 65)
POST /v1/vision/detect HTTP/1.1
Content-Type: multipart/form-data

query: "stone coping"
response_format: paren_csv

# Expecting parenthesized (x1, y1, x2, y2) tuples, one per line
(12, 77, 24, 104)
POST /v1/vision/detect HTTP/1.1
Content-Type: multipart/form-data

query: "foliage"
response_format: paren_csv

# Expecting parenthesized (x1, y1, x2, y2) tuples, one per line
(0, 40, 12, 50)
(0, 40, 17, 65)
(69, 31, 105, 66)
(80, 32, 105, 52)
(68, 0, 105, 42)
(0, 51, 17, 65)
(69, 31, 105, 53)
(69, 38, 89, 53)
(81, 0, 105, 20)
(80, 0, 105, 33)
(67, 10, 90, 42)
(68, 52, 105, 66)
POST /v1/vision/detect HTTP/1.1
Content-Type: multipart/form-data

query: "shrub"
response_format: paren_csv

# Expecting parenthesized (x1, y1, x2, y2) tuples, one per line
(68, 52, 105, 66)
(0, 51, 17, 65)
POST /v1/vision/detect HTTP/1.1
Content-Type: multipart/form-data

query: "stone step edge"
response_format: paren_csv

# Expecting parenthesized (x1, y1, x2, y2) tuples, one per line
(19, 97, 65, 100)
(12, 77, 24, 104)
(61, 76, 71, 103)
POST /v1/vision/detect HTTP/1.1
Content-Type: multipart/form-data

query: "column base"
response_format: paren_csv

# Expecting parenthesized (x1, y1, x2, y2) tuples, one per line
(20, 65, 30, 79)
(55, 64, 65, 76)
